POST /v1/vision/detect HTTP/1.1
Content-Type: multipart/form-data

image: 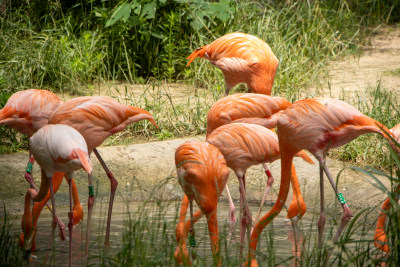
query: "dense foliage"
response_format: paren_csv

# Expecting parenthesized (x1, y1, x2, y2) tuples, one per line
(1, 0, 399, 91)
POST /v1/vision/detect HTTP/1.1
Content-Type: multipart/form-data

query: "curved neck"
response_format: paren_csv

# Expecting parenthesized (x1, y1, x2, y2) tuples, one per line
(248, 150, 295, 261)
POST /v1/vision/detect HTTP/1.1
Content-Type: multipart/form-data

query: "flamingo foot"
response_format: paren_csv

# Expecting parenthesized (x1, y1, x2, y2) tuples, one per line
(56, 217, 67, 241)
(229, 206, 236, 232)
(68, 211, 73, 267)
(374, 229, 389, 253)
(317, 213, 326, 248)
(24, 172, 36, 189)
(243, 259, 259, 267)
(333, 204, 352, 243)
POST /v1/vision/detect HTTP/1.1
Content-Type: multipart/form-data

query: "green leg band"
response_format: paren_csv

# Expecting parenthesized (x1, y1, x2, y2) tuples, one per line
(88, 185, 94, 197)
(189, 234, 196, 248)
(26, 162, 33, 173)
(337, 193, 346, 204)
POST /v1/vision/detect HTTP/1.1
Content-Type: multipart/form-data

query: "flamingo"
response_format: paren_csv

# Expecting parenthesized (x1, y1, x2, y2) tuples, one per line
(205, 123, 313, 257)
(46, 96, 158, 253)
(373, 122, 400, 253)
(0, 89, 83, 249)
(206, 93, 291, 137)
(206, 93, 303, 228)
(246, 98, 397, 266)
(0, 89, 63, 187)
(174, 140, 230, 266)
(26, 124, 92, 266)
(186, 32, 279, 96)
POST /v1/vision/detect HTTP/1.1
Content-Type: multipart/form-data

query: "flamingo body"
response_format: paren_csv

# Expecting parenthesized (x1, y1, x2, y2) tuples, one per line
(187, 33, 279, 95)
(206, 123, 312, 178)
(176, 141, 229, 214)
(277, 98, 392, 159)
(30, 125, 92, 176)
(48, 96, 158, 151)
(0, 89, 63, 136)
(206, 93, 291, 136)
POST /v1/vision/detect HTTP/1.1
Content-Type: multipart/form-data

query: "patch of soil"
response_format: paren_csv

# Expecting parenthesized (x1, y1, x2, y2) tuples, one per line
(312, 26, 400, 100)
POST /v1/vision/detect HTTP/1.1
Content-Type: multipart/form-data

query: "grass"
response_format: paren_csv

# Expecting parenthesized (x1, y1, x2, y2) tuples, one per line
(385, 68, 400, 76)
(331, 82, 400, 170)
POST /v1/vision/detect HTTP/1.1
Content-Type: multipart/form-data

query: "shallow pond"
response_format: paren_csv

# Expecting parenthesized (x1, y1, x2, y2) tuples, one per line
(8, 199, 381, 266)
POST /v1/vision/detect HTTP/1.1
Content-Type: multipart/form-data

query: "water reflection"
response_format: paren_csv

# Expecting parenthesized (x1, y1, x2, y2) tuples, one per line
(8, 200, 376, 266)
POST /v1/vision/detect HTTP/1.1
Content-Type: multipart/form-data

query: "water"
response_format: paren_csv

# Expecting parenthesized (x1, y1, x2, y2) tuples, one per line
(8, 200, 377, 266)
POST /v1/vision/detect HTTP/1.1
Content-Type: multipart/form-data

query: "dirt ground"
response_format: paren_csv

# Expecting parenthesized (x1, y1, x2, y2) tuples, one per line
(1, 26, 399, 222)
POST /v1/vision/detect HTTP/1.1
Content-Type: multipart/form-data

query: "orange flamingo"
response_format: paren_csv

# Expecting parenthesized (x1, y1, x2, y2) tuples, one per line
(246, 98, 397, 266)
(186, 32, 279, 96)
(206, 123, 313, 258)
(26, 124, 92, 266)
(206, 93, 291, 137)
(174, 140, 230, 266)
(46, 96, 158, 254)
(206, 93, 303, 228)
(373, 122, 400, 253)
(0, 89, 83, 249)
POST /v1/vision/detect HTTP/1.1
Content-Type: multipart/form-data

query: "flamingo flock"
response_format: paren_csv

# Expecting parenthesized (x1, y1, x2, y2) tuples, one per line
(0, 32, 398, 266)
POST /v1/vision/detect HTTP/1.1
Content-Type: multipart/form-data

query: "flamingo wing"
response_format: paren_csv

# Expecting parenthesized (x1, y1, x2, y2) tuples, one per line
(0, 89, 63, 136)
(48, 97, 158, 151)
(206, 123, 281, 176)
(207, 94, 291, 135)
(30, 124, 92, 177)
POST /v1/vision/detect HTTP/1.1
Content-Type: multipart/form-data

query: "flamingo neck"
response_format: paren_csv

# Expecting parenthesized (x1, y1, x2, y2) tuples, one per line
(248, 151, 295, 261)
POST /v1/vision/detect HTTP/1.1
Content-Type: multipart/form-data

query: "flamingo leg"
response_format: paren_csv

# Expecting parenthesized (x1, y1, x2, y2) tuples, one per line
(318, 161, 326, 248)
(174, 209, 204, 265)
(286, 168, 307, 221)
(93, 148, 117, 247)
(238, 175, 251, 259)
(24, 154, 36, 188)
(67, 173, 74, 267)
(374, 196, 391, 253)
(207, 210, 221, 266)
(189, 200, 196, 259)
(224, 185, 236, 233)
(284, 220, 304, 267)
(24, 155, 65, 230)
(224, 87, 230, 96)
(321, 160, 352, 243)
(254, 164, 274, 224)
(85, 173, 95, 256)
(373, 185, 400, 254)
(47, 174, 58, 251)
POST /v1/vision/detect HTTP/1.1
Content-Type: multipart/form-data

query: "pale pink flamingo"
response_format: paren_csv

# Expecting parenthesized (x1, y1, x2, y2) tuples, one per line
(206, 93, 307, 229)
(246, 98, 397, 266)
(26, 124, 92, 266)
(47, 96, 158, 254)
(0, 89, 83, 248)
(186, 32, 279, 96)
